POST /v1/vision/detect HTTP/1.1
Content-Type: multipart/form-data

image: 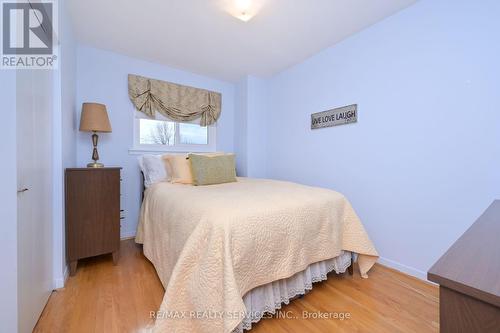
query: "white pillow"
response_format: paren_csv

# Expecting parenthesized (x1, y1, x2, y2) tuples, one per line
(138, 155, 168, 187)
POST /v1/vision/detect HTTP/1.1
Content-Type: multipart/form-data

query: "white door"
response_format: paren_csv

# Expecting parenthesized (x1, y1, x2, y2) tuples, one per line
(16, 68, 53, 333)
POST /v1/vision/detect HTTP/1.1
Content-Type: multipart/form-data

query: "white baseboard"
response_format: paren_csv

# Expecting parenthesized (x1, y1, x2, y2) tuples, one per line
(53, 265, 69, 290)
(377, 256, 429, 281)
(52, 232, 135, 290)
(120, 230, 136, 240)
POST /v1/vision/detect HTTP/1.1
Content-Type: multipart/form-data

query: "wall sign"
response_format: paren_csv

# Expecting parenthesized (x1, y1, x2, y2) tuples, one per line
(311, 104, 357, 129)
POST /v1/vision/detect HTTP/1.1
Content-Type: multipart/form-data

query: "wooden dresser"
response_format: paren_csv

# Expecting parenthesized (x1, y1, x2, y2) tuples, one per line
(428, 200, 500, 332)
(65, 167, 121, 275)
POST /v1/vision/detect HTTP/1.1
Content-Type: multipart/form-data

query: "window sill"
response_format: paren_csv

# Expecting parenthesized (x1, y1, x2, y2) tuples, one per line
(128, 146, 217, 155)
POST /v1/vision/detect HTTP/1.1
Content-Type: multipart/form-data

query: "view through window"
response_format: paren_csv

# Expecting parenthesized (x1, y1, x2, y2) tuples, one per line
(139, 119, 208, 146)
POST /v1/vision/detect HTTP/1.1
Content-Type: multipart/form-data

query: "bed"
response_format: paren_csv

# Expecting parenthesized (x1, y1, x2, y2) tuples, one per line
(136, 177, 378, 333)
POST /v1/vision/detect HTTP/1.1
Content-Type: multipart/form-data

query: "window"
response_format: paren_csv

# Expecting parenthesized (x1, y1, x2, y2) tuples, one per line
(132, 117, 216, 153)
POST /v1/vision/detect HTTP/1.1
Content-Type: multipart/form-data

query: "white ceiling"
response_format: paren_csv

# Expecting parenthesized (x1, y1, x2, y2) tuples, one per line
(67, 0, 417, 82)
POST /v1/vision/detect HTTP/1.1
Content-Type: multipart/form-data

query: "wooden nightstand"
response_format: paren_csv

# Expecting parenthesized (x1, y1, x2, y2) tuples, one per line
(65, 167, 122, 275)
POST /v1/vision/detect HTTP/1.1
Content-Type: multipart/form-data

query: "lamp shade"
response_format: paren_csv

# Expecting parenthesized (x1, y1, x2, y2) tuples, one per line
(79, 103, 112, 132)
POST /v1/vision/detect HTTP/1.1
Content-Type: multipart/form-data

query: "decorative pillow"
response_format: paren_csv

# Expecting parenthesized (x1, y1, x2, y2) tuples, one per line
(138, 155, 169, 187)
(188, 153, 237, 186)
(164, 154, 194, 184)
(163, 152, 226, 185)
(163, 155, 173, 179)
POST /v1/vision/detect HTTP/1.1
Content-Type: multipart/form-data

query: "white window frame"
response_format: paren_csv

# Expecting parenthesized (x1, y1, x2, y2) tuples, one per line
(129, 117, 217, 155)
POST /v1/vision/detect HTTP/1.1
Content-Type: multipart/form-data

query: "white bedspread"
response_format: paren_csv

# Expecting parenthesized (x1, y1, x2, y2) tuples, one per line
(136, 177, 378, 333)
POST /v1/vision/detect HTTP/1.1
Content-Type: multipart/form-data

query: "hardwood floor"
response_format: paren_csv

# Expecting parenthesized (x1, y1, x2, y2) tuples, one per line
(35, 240, 439, 333)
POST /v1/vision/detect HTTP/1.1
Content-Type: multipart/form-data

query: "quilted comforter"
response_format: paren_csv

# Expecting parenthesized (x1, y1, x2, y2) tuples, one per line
(136, 177, 378, 333)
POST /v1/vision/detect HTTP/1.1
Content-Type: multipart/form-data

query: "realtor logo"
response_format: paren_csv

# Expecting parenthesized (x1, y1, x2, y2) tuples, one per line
(1, 0, 58, 69)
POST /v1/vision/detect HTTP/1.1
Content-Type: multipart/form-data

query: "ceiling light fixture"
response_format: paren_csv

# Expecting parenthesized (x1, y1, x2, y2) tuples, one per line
(235, 0, 252, 19)
(220, 0, 262, 22)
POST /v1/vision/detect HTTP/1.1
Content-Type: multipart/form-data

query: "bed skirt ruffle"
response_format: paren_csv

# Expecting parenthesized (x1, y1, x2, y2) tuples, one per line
(233, 251, 353, 332)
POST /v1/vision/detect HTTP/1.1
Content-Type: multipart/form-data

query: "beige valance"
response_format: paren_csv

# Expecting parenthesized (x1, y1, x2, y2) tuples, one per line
(128, 74, 221, 126)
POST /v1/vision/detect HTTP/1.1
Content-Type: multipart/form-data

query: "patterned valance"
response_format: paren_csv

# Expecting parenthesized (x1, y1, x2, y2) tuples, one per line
(128, 74, 221, 126)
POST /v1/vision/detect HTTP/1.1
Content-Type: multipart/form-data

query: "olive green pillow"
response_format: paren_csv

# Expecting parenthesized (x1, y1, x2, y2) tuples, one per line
(188, 153, 237, 186)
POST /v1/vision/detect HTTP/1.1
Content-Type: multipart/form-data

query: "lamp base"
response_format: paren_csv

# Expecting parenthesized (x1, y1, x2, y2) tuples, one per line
(87, 162, 104, 168)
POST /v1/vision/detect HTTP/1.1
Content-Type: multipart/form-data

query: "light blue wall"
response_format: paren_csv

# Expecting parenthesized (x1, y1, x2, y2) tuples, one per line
(60, 7, 78, 172)
(234, 79, 248, 176)
(263, 0, 500, 278)
(52, 0, 78, 288)
(76, 46, 236, 237)
(235, 76, 268, 177)
(246, 76, 268, 178)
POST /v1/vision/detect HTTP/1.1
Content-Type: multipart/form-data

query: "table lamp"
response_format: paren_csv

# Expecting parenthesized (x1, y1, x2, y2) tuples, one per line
(79, 102, 112, 168)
